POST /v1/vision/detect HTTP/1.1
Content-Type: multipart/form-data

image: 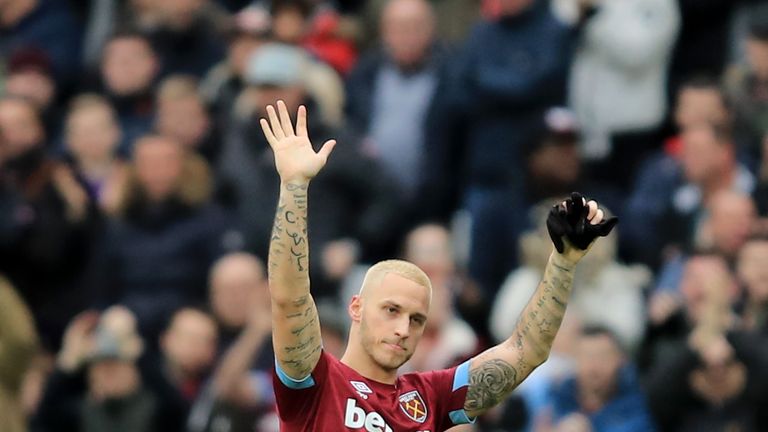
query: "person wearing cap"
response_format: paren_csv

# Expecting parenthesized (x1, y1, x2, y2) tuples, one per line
(218, 42, 399, 299)
(526, 107, 622, 214)
(35, 307, 161, 432)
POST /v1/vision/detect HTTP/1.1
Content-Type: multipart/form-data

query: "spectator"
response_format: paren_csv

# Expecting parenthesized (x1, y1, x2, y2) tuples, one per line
(346, 0, 448, 220)
(569, 0, 680, 190)
(146, 0, 228, 77)
(695, 191, 757, 261)
(89, 135, 239, 337)
(36, 307, 158, 432)
(98, 30, 160, 155)
(0, 96, 95, 349)
(188, 253, 277, 432)
(641, 254, 741, 373)
(155, 75, 221, 164)
(218, 43, 399, 298)
(3, 47, 61, 142)
(0, 0, 83, 87)
(63, 94, 127, 215)
(725, 4, 768, 161)
(201, 5, 271, 128)
(143, 307, 219, 432)
(737, 235, 768, 333)
(492, 202, 649, 353)
(425, 0, 574, 297)
(525, 107, 623, 213)
(647, 270, 768, 432)
(0, 276, 38, 432)
(542, 326, 656, 432)
(622, 78, 734, 267)
(400, 224, 480, 373)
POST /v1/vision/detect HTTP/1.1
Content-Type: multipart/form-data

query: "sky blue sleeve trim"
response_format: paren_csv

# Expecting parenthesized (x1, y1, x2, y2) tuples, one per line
(274, 358, 315, 389)
(449, 409, 476, 425)
(452, 360, 471, 391)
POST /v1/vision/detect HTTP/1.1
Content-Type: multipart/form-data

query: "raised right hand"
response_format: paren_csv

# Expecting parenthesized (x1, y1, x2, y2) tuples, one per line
(260, 100, 336, 183)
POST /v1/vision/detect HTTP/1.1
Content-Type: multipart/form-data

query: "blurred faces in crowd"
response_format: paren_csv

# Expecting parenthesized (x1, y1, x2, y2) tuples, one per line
(101, 32, 160, 97)
(381, 0, 435, 70)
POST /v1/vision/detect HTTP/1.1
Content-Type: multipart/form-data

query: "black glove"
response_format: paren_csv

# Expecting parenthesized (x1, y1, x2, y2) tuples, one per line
(546, 192, 618, 253)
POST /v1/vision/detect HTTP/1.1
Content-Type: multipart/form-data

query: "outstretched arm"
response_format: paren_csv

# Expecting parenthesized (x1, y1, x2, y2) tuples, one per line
(261, 101, 336, 380)
(463, 194, 617, 418)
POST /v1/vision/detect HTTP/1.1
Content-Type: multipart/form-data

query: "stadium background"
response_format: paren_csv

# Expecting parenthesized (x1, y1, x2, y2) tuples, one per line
(2, 0, 768, 430)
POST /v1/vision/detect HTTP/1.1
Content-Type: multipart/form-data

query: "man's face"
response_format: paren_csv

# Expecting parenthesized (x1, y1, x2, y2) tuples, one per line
(356, 273, 430, 371)
(675, 88, 729, 130)
(681, 126, 726, 185)
(746, 38, 768, 81)
(157, 95, 210, 149)
(229, 36, 263, 76)
(134, 137, 183, 202)
(162, 310, 218, 376)
(575, 334, 623, 398)
(0, 99, 44, 159)
(66, 106, 120, 163)
(381, 0, 435, 68)
(709, 195, 756, 257)
(738, 241, 768, 303)
(211, 260, 267, 329)
(88, 359, 140, 401)
(5, 71, 55, 109)
(102, 37, 158, 96)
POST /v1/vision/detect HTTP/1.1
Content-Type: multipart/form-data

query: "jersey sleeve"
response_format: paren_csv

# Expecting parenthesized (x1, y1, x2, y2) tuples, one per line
(272, 350, 331, 422)
(422, 360, 476, 429)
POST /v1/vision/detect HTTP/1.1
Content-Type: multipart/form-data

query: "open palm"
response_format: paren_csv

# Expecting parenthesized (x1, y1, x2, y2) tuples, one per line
(260, 100, 337, 182)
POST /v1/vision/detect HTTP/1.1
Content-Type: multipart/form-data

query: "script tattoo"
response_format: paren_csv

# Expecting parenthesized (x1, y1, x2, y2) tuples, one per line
(269, 181, 322, 379)
(465, 258, 574, 414)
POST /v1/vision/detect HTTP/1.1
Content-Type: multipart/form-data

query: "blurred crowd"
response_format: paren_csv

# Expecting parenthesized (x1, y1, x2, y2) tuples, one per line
(2, 0, 768, 431)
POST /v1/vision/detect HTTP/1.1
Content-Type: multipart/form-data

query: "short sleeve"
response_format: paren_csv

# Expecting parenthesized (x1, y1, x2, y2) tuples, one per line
(272, 350, 331, 422)
(421, 360, 476, 429)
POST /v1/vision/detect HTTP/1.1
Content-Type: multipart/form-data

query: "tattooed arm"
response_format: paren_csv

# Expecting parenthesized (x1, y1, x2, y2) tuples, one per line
(260, 101, 336, 380)
(464, 196, 613, 418)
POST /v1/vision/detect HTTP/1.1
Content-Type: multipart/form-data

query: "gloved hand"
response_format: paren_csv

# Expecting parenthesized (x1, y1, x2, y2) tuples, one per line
(546, 192, 618, 254)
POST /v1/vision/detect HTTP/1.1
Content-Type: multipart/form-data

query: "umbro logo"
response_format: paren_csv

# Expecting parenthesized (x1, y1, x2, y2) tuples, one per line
(350, 380, 373, 399)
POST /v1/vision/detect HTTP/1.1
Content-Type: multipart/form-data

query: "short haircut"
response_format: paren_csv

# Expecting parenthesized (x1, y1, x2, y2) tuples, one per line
(580, 324, 623, 353)
(678, 75, 732, 112)
(67, 93, 116, 119)
(157, 75, 202, 103)
(360, 260, 432, 297)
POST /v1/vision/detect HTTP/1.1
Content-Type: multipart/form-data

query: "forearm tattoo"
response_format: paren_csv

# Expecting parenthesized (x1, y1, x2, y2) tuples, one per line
(269, 181, 321, 377)
(464, 257, 574, 413)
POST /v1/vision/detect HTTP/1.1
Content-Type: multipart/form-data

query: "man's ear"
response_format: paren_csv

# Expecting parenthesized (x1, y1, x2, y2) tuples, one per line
(348, 295, 362, 322)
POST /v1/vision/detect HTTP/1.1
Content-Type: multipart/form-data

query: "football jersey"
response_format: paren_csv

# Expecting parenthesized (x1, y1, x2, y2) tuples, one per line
(273, 351, 475, 431)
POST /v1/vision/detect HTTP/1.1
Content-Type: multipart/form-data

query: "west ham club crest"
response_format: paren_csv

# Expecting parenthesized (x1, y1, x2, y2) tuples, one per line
(398, 390, 427, 423)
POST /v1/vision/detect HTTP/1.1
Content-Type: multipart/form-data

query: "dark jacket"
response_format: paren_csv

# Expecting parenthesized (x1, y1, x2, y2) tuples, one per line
(90, 200, 236, 337)
(421, 3, 573, 220)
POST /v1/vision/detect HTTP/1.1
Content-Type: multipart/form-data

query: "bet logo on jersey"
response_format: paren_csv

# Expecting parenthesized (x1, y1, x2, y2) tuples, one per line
(398, 390, 428, 423)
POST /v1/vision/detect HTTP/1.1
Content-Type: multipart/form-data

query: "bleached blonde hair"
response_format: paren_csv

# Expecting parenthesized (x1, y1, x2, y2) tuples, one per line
(359, 260, 432, 300)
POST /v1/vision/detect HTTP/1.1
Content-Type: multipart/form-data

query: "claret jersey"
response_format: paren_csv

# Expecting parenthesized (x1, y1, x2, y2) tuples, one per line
(273, 351, 475, 431)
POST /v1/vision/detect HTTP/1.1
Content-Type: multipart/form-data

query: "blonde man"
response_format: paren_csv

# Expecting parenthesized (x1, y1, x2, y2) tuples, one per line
(261, 101, 616, 431)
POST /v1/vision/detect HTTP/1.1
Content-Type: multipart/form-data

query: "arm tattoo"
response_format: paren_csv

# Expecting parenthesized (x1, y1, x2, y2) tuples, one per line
(465, 359, 517, 412)
(464, 255, 575, 414)
(269, 182, 322, 378)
